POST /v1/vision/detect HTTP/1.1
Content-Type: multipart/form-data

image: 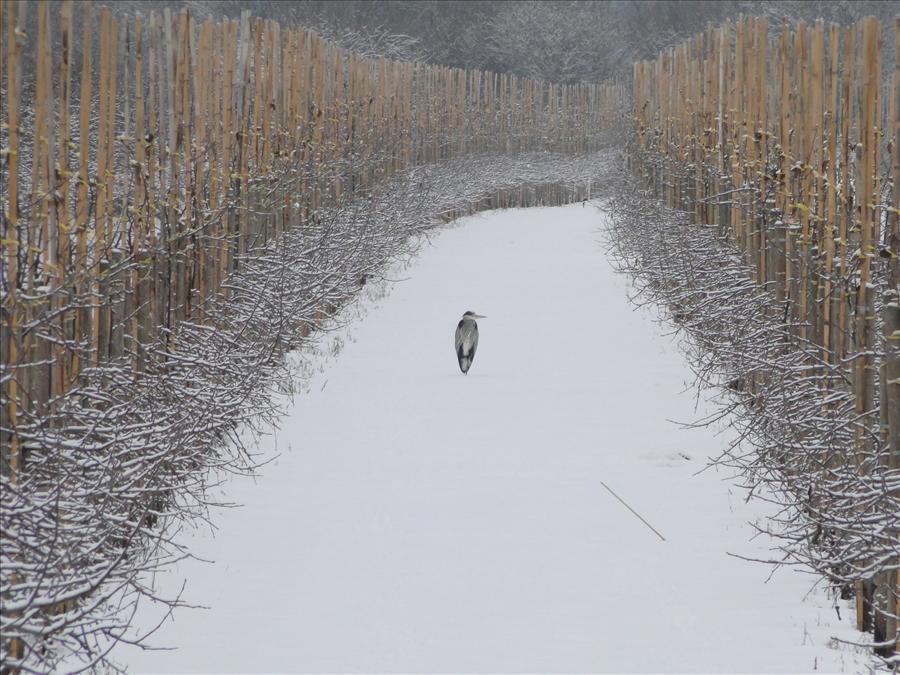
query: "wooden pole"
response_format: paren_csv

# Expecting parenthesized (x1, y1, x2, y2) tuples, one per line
(105, 15, 119, 360)
(3, 0, 25, 482)
(776, 22, 790, 306)
(809, 21, 824, 349)
(3, 6, 26, 664)
(822, 24, 839, 363)
(838, 24, 856, 363)
(756, 17, 768, 284)
(854, 17, 879, 631)
(92, 7, 110, 365)
(131, 13, 146, 370)
(53, 1, 74, 398)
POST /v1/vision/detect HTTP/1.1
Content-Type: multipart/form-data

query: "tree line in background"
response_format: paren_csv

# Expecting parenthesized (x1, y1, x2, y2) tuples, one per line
(45, 0, 894, 84)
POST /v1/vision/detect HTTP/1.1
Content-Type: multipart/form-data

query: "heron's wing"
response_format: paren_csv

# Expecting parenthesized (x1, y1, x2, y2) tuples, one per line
(455, 320, 465, 353)
(455, 320, 478, 356)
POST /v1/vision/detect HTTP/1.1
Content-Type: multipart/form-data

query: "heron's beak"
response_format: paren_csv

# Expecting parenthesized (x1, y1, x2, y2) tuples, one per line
(472, 314, 487, 319)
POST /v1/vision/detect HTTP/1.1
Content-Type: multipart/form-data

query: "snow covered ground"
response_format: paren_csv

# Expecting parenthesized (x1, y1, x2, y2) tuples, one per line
(114, 204, 868, 673)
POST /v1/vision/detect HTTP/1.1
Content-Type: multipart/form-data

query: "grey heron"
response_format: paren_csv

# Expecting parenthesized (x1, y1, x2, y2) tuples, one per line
(454, 311, 486, 374)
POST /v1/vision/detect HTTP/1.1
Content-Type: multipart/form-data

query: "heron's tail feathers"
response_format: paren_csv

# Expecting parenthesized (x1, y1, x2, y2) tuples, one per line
(457, 346, 472, 374)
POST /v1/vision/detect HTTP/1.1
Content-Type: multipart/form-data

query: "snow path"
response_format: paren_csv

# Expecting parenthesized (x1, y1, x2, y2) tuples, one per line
(118, 205, 865, 673)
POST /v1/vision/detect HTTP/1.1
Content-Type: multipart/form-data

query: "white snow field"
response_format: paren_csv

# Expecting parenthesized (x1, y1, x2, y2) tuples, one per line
(116, 204, 867, 674)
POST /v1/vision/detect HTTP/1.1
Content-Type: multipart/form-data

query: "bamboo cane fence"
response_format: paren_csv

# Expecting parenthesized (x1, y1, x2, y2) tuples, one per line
(632, 15, 899, 657)
(0, 0, 626, 481)
(0, 4, 630, 665)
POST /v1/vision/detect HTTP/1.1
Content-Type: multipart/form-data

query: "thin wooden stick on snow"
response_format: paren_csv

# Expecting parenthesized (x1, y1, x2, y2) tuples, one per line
(600, 481, 667, 542)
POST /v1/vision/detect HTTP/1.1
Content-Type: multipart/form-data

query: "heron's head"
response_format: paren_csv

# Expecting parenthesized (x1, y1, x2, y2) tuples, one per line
(462, 310, 487, 320)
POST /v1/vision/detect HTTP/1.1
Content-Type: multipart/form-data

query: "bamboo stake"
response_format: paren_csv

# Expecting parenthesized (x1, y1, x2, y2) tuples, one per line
(756, 17, 768, 286)
(3, 0, 24, 486)
(207, 19, 222, 292)
(732, 18, 744, 247)
(798, 22, 810, 341)
(220, 18, 235, 288)
(252, 17, 263, 170)
(104, 15, 118, 359)
(236, 12, 252, 263)
(91, 7, 110, 365)
(823, 24, 839, 362)
(776, 22, 791, 305)
(147, 12, 162, 338)
(854, 18, 879, 630)
(29, 2, 49, 299)
(838, 25, 856, 363)
(30, 0, 52, 410)
(0, 2, 26, 654)
(196, 18, 213, 312)
(745, 18, 757, 277)
(810, 21, 824, 349)
(177, 9, 192, 320)
(132, 13, 146, 370)
(54, 0, 74, 396)
(855, 16, 877, 472)
(72, 1, 92, 378)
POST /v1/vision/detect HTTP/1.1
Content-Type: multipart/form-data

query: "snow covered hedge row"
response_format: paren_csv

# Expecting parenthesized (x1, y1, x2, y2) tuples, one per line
(604, 165, 899, 667)
(0, 150, 616, 674)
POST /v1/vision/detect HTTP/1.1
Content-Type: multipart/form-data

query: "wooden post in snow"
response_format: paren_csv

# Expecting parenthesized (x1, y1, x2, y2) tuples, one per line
(854, 16, 879, 634)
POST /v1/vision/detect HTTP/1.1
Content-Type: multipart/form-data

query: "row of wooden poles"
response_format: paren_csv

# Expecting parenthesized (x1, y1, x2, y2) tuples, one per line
(632, 15, 899, 654)
(0, 1, 628, 482)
